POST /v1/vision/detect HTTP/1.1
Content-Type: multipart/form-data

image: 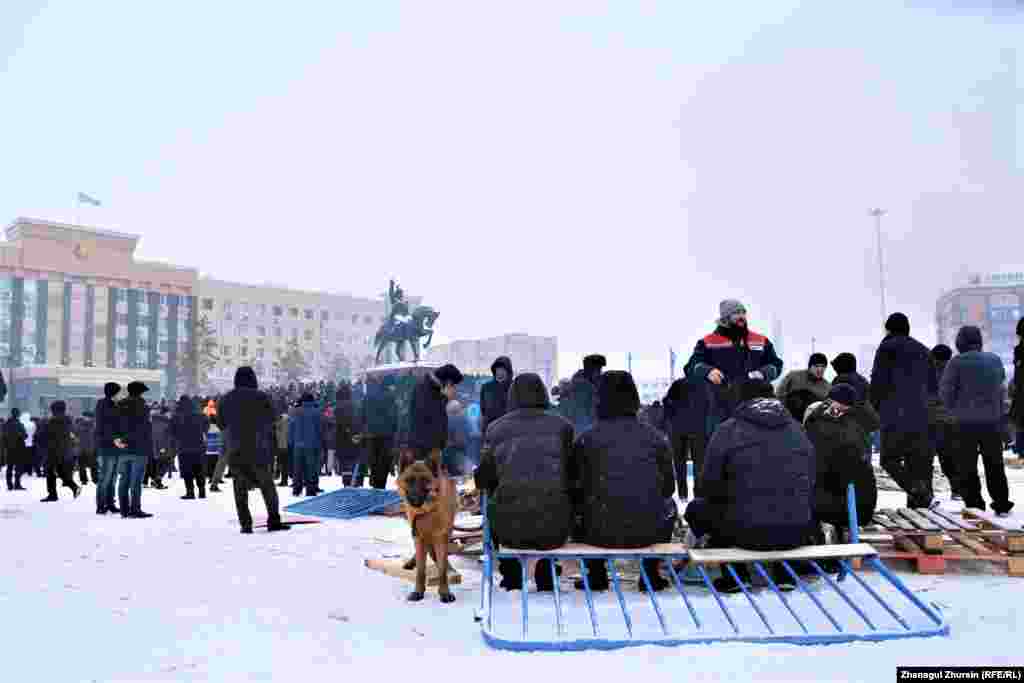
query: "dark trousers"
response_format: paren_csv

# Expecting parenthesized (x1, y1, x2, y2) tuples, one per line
(880, 430, 933, 508)
(78, 451, 98, 485)
(45, 459, 78, 498)
(276, 447, 289, 484)
(957, 424, 1012, 513)
(583, 499, 678, 584)
(933, 425, 961, 496)
(366, 436, 394, 489)
(671, 432, 706, 499)
(232, 462, 282, 530)
(292, 447, 319, 493)
(181, 457, 206, 497)
(6, 462, 24, 489)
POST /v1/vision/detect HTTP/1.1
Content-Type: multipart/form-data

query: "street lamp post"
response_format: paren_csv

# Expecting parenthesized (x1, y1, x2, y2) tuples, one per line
(869, 208, 887, 323)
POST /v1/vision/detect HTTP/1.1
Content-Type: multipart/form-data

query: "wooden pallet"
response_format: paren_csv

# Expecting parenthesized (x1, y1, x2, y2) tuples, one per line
(863, 507, 1024, 576)
(364, 557, 462, 586)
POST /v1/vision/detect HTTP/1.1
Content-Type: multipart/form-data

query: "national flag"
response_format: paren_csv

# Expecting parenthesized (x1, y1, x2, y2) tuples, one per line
(77, 192, 102, 207)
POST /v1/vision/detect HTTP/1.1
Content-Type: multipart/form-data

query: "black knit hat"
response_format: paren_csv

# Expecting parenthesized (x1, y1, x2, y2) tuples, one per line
(127, 381, 149, 396)
(104, 382, 122, 398)
(828, 383, 857, 406)
(930, 344, 953, 363)
(885, 312, 911, 336)
(583, 354, 607, 372)
(808, 353, 828, 368)
(831, 352, 857, 374)
(435, 364, 464, 386)
(50, 400, 67, 415)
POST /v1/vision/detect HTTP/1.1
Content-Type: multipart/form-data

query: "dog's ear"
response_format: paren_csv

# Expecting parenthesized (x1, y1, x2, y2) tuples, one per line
(429, 458, 440, 477)
(398, 449, 415, 475)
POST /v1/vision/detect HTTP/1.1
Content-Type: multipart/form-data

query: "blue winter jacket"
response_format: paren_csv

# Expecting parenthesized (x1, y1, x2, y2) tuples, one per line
(289, 403, 323, 450)
(940, 327, 1008, 426)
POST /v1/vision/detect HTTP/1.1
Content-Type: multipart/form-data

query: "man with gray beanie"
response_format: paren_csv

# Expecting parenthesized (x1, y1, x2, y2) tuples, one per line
(685, 299, 783, 436)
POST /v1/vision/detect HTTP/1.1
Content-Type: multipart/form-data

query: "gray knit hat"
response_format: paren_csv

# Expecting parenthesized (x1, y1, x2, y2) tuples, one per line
(719, 299, 746, 325)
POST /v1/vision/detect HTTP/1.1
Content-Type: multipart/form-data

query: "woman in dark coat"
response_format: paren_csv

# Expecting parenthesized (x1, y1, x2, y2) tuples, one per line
(474, 373, 574, 592)
(4, 409, 28, 491)
(571, 371, 677, 592)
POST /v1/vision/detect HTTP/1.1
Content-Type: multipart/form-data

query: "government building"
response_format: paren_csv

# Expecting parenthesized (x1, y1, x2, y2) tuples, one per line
(424, 333, 558, 388)
(936, 268, 1023, 375)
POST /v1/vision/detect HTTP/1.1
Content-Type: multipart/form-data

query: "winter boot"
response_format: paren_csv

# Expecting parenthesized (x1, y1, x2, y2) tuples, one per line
(638, 559, 670, 593)
(197, 479, 206, 499)
(40, 495, 58, 502)
(574, 559, 610, 592)
(498, 559, 524, 591)
(533, 560, 561, 592)
(712, 564, 751, 594)
(267, 521, 292, 532)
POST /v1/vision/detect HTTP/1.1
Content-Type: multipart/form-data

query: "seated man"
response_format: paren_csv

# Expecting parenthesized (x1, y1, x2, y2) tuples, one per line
(685, 379, 816, 593)
(804, 383, 880, 534)
(571, 371, 677, 592)
(474, 373, 574, 592)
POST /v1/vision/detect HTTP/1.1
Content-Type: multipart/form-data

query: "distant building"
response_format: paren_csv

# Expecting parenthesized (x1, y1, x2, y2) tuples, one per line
(635, 377, 672, 406)
(936, 268, 1024, 375)
(424, 334, 558, 389)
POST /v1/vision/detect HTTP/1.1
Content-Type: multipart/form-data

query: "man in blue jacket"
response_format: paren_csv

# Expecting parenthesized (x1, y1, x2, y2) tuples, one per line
(289, 393, 322, 496)
(685, 300, 783, 435)
(940, 326, 1014, 516)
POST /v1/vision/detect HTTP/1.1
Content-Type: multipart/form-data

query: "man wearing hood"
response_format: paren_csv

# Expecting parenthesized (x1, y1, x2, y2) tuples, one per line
(563, 355, 605, 435)
(408, 364, 464, 466)
(172, 395, 210, 500)
(147, 406, 171, 490)
(4, 409, 28, 491)
(776, 353, 832, 423)
(870, 313, 938, 509)
(1010, 319, 1024, 459)
(480, 356, 514, 438)
(359, 375, 397, 488)
(685, 300, 783, 433)
(684, 379, 816, 593)
(831, 353, 870, 405)
(288, 392, 323, 497)
(571, 371, 676, 593)
(929, 344, 961, 501)
(117, 382, 154, 518)
(38, 401, 82, 502)
(218, 367, 290, 533)
(94, 382, 121, 514)
(940, 326, 1013, 516)
(474, 373, 574, 592)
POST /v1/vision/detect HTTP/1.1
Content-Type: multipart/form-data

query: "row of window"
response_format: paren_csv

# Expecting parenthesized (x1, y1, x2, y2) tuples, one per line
(227, 324, 370, 344)
(202, 298, 382, 327)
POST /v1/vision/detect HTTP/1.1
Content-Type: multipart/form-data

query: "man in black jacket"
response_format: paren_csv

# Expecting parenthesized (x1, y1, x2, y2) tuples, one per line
(217, 367, 290, 534)
(870, 313, 938, 509)
(408, 364, 463, 466)
(94, 382, 121, 514)
(475, 373, 574, 592)
(39, 401, 81, 502)
(4, 409, 28, 491)
(117, 382, 154, 518)
(684, 379, 816, 592)
(663, 372, 711, 500)
(929, 344, 961, 500)
(1010, 318, 1024, 459)
(359, 376, 397, 488)
(831, 353, 870, 404)
(940, 326, 1013, 515)
(172, 395, 209, 500)
(479, 356, 514, 438)
(74, 413, 97, 486)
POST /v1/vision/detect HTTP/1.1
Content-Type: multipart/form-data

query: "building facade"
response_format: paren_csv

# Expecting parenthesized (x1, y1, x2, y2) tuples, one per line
(424, 333, 558, 388)
(196, 278, 390, 393)
(1, 218, 196, 414)
(936, 268, 1024, 376)
(635, 377, 672, 406)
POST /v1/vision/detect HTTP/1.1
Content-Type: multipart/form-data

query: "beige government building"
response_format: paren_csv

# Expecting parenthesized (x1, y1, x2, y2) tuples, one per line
(425, 333, 558, 388)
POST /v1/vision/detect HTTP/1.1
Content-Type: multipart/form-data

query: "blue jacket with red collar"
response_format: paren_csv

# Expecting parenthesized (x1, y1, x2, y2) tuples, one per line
(685, 326, 783, 427)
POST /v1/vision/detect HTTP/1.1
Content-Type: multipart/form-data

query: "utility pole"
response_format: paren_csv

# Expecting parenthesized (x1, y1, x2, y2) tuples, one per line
(811, 337, 816, 355)
(869, 208, 887, 323)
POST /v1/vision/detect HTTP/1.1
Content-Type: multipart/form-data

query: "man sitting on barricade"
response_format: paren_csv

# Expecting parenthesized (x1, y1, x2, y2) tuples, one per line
(474, 373, 574, 592)
(684, 379, 816, 593)
(571, 371, 677, 593)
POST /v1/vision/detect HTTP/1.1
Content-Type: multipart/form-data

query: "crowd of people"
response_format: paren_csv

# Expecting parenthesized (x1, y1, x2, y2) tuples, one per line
(2, 298, 1021, 594)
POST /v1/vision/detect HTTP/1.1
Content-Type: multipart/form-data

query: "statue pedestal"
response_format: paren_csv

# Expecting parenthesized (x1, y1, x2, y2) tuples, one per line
(362, 361, 441, 382)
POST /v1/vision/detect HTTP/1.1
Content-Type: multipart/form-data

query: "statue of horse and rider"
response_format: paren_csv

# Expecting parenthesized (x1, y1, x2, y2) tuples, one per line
(374, 279, 440, 363)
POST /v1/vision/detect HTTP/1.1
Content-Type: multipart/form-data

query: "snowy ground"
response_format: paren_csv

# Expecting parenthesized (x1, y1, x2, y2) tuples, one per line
(2, 465, 1023, 682)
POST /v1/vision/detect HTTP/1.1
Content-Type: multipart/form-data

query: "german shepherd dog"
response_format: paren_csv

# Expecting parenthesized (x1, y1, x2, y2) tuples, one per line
(397, 449, 457, 603)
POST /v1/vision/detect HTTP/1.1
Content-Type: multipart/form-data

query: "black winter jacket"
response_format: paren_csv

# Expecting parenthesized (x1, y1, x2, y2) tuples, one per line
(701, 398, 816, 550)
(474, 374, 574, 550)
(217, 387, 276, 465)
(94, 397, 120, 451)
(3, 418, 29, 466)
(409, 372, 448, 451)
(118, 398, 154, 460)
(870, 333, 936, 434)
(171, 403, 209, 454)
(39, 415, 75, 466)
(1011, 344, 1024, 429)
(480, 356, 513, 437)
(834, 371, 871, 407)
(940, 327, 1007, 426)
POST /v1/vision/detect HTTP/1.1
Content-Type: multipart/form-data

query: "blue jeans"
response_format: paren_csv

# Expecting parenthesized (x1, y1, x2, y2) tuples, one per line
(96, 448, 119, 510)
(293, 447, 319, 493)
(118, 455, 147, 514)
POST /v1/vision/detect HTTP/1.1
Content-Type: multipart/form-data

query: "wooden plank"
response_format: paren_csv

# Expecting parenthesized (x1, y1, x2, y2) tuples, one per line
(918, 534, 946, 554)
(919, 509, 963, 532)
(878, 509, 916, 531)
(1009, 557, 1024, 577)
(931, 508, 980, 531)
(894, 536, 924, 555)
(951, 533, 991, 556)
(963, 508, 1024, 532)
(896, 508, 942, 532)
(688, 543, 876, 564)
(503, 542, 689, 557)
(364, 558, 462, 586)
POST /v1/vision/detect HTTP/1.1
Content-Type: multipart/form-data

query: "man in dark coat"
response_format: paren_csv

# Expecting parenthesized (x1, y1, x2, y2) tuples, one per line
(38, 401, 82, 502)
(94, 382, 121, 514)
(1010, 318, 1024, 458)
(333, 383, 361, 486)
(288, 393, 323, 496)
(408, 364, 463, 465)
(685, 299, 783, 433)
(475, 373, 574, 592)
(571, 371, 676, 593)
(147, 407, 171, 489)
(929, 344, 961, 500)
(804, 383, 880, 531)
(74, 413, 97, 486)
(831, 353, 871, 404)
(940, 326, 1014, 515)
(479, 356, 514, 437)
(217, 367, 290, 533)
(777, 353, 832, 423)
(172, 395, 209, 500)
(662, 371, 712, 500)
(563, 355, 605, 435)
(870, 313, 938, 509)
(360, 376, 397, 488)
(684, 379, 816, 592)
(117, 382, 154, 518)
(4, 408, 28, 491)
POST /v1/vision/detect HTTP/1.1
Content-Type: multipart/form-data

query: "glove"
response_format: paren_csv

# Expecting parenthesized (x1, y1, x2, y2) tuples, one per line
(748, 371, 765, 380)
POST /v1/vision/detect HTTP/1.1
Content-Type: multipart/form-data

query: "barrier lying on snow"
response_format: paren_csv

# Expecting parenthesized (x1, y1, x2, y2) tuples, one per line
(477, 484, 949, 651)
(284, 488, 402, 520)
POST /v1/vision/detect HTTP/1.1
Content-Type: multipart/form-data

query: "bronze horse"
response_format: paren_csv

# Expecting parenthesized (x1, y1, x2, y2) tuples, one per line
(374, 306, 439, 364)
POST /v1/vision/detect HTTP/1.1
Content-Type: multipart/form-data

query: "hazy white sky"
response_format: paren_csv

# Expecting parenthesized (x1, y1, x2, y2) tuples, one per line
(2, 1, 1020, 381)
